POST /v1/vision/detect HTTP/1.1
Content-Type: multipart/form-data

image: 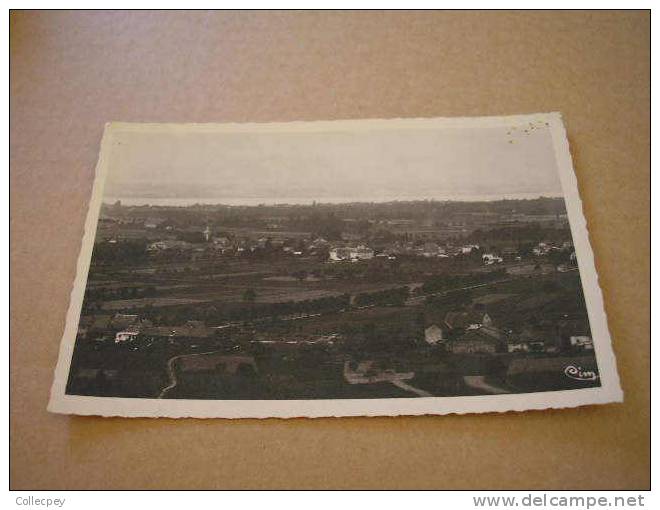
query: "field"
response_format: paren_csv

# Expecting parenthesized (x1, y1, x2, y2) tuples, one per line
(66, 198, 600, 400)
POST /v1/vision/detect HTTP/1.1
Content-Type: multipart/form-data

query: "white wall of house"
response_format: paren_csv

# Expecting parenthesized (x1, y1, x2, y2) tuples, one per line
(424, 325, 445, 345)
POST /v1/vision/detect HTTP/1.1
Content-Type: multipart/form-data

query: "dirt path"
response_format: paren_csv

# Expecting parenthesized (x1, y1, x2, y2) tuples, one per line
(463, 375, 509, 394)
(390, 379, 434, 397)
(405, 278, 516, 306)
(157, 350, 221, 399)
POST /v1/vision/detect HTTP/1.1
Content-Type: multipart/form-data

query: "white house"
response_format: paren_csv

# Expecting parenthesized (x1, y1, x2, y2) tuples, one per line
(482, 253, 503, 265)
(424, 324, 446, 345)
(421, 243, 446, 258)
(461, 244, 480, 254)
(570, 335, 594, 350)
(354, 245, 375, 260)
(507, 342, 529, 353)
(329, 245, 374, 262)
(147, 240, 192, 251)
(115, 330, 140, 343)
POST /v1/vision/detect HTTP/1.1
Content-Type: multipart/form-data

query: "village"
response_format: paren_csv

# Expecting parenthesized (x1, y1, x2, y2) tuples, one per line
(66, 198, 599, 399)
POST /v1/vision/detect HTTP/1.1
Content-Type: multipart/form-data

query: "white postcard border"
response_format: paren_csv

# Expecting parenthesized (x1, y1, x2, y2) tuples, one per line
(47, 113, 623, 418)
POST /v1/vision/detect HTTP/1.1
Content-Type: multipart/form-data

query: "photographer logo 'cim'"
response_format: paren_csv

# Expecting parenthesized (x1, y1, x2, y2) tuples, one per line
(564, 365, 599, 382)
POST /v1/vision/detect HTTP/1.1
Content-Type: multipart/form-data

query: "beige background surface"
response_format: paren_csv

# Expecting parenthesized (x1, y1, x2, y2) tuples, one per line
(10, 10, 650, 489)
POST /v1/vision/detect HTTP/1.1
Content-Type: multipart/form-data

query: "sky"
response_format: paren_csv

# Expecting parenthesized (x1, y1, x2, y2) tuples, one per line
(103, 122, 563, 205)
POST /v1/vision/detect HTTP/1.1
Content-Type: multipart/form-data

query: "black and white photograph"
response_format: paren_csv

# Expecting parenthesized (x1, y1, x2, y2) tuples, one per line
(48, 114, 622, 418)
(12, 8, 648, 493)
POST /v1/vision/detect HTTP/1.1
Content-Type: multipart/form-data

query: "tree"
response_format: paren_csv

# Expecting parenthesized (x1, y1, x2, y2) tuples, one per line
(242, 288, 257, 304)
(451, 289, 473, 308)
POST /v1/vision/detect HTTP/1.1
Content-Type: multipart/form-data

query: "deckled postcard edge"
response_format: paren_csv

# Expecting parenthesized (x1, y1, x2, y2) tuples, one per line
(47, 113, 623, 419)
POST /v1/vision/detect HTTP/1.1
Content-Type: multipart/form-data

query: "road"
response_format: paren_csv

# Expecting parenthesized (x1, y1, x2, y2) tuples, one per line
(158, 350, 220, 398)
(405, 278, 516, 306)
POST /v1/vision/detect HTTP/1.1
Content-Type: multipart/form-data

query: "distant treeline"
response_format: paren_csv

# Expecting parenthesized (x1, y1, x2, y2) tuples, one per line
(101, 197, 567, 231)
(468, 224, 570, 245)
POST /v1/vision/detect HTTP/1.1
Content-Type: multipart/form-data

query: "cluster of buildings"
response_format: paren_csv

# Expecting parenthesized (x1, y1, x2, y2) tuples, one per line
(423, 306, 593, 355)
(324, 240, 564, 267)
(81, 304, 593, 359)
(142, 232, 480, 264)
(328, 245, 375, 262)
(78, 313, 218, 348)
(138, 234, 571, 270)
(327, 242, 482, 262)
(99, 208, 577, 270)
(532, 241, 573, 257)
(81, 311, 343, 352)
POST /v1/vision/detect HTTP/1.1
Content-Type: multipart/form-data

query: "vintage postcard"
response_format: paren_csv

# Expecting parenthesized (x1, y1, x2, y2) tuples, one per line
(48, 114, 622, 418)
